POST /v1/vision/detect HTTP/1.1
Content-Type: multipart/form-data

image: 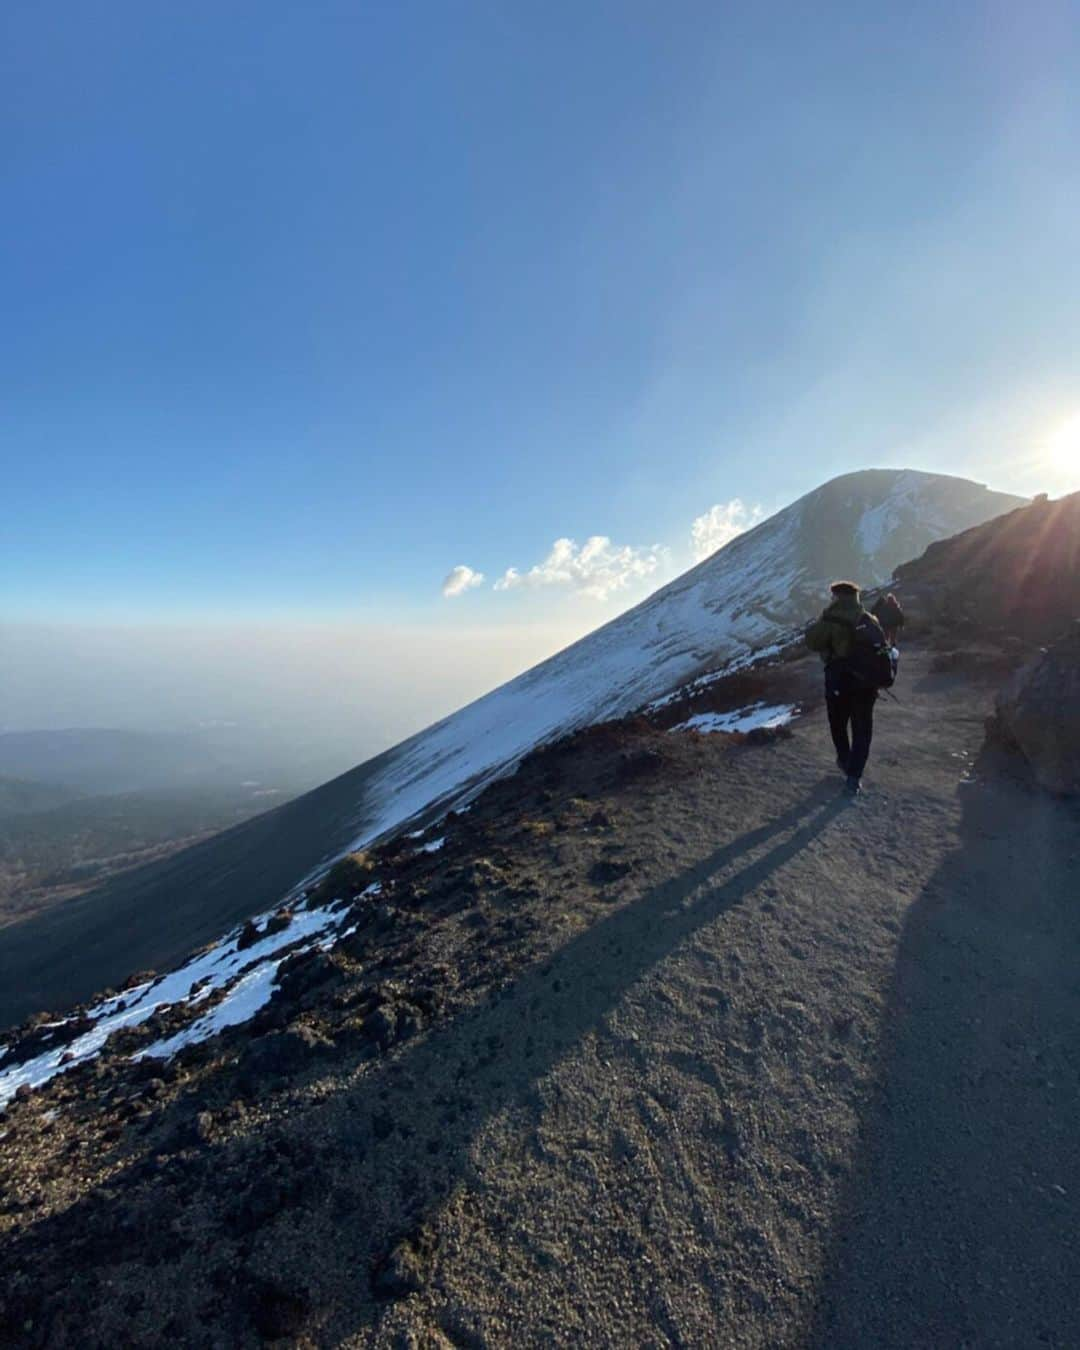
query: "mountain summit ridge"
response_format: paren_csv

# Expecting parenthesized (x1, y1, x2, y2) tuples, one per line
(331, 468, 1024, 851)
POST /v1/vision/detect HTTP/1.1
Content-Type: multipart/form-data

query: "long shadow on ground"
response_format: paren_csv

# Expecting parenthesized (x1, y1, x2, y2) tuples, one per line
(4, 781, 846, 1346)
(812, 773, 1080, 1348)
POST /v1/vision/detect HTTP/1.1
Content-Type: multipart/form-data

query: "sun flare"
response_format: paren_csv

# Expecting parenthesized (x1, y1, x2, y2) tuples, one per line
(1045, 412, 1080, 471)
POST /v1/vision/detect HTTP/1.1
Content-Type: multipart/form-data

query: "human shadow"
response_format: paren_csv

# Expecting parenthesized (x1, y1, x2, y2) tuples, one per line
(4, 780, 847, 1344)
(811, 776, 1080, 1347)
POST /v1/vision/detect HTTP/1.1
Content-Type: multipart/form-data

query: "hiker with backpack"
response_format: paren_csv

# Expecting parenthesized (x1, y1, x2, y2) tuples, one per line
(805, 580, 896, 796)
(871, 591, 905, 646)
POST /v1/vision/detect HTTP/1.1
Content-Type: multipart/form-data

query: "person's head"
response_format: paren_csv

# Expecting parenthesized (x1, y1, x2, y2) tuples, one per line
(830, 580, 860, 600)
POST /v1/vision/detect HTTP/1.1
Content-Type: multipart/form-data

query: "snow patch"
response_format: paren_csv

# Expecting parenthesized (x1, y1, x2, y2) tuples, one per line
(135, 961, 285, 1062)
(0, 901, 351, 1107)
(645, 641, 789, 712)
(855, 470, 950, 560)
(670, 703, 798, 735)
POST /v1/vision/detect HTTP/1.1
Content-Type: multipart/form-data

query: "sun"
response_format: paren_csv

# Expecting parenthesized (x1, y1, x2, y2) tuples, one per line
(1045, 411, 1080, 472)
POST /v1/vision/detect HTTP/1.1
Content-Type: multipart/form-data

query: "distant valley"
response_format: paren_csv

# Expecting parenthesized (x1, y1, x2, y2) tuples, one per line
(0, 782, 292, 929)
(0, 726, 340, 929)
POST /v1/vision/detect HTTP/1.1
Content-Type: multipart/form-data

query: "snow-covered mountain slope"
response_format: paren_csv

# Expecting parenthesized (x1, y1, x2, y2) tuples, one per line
(334, 469, 1024, 853)
(0, 469, 1024, 1030)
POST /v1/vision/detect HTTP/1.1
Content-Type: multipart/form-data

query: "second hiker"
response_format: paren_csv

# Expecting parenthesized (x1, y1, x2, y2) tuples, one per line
(871, 591, 905, 646)
(805, 580, 891, 796)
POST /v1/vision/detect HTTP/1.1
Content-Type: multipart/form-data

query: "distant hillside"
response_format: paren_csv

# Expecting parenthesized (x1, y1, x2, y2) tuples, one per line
(0, 776, 80, 819)
(0, 725, 339, 799)
(0, 785, 297, 933)
(0, 728, 222, 796)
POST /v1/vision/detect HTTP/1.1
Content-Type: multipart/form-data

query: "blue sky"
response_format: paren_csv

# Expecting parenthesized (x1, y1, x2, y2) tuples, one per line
(3, 0, 1080, 638)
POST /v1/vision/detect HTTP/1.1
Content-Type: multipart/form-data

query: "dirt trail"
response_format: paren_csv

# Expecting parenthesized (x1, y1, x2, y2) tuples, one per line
(813, 699, 1080, 1346)
(371, 648, 1080, 1348)
(2, 645, 1078, 1347)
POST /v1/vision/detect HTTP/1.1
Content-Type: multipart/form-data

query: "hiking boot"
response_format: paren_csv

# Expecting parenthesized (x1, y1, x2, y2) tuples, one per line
(836, 754, 849, 774)
(844, 776, 862, 796)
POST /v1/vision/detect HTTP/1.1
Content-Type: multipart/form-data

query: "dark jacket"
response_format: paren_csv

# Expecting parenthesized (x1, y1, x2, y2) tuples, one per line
(805, 594, 870, 664)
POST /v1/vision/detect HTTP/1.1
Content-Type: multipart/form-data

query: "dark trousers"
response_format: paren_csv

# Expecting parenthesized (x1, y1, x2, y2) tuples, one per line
(826, 678, 877, 780)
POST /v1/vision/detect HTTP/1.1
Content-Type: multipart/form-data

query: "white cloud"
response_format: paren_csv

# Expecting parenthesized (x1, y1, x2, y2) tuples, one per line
(690, 499, 763, 561)
(494, 535, 668, 602)
(441, 564, 485, 598)
(484, 500, 765, 606)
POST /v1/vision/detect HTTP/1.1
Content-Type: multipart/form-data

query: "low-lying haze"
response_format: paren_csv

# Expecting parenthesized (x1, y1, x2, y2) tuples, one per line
(1, 617, 596, 784)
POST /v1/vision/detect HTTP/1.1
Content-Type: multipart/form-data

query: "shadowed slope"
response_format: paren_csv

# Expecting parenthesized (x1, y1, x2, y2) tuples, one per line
(894, 488, 1080, 644)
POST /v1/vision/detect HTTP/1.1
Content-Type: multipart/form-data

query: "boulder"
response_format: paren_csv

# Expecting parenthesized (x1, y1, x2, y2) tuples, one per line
(235, 919, 262, 952)
(303, 851, 377, 909)
(239, 1024, 327, 1083)
(263, 908, 293, 937)
(990, 623, 1080, 794)
(588, 858, 632, 886)
(372, 1230, 435, 1299)
(275, 948, 341, 1001)
(614, 747, 664, 784)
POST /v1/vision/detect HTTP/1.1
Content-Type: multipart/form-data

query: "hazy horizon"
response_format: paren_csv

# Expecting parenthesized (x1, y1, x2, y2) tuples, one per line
(0, 614, 605, 779)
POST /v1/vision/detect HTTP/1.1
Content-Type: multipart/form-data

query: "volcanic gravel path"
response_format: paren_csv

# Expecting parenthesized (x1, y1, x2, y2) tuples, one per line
(2, 646, 1078, 1348)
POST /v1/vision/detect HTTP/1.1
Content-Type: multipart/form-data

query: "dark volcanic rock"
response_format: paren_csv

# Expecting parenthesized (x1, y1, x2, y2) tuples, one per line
(614, 747, 664, 784)
(263, 908, 293, 937)
(372, 1231, 434, 1299)
(227, 1171, 309, 1236)
(235, 919, 261, 952)
(988, 624, 1080, 794)
(894, 489, 1080, 645)
(743, 723, 793, 746)
(247, 1275, 311, 1338)
(308, 851, 376, 905)
(276, 949, 342, 1001)
(588, 859, 633, 886)
(240, 1025, 327, 1082)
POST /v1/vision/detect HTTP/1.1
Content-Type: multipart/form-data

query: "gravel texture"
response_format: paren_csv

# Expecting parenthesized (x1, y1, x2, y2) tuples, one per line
(1, 644, 1078, 1348)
